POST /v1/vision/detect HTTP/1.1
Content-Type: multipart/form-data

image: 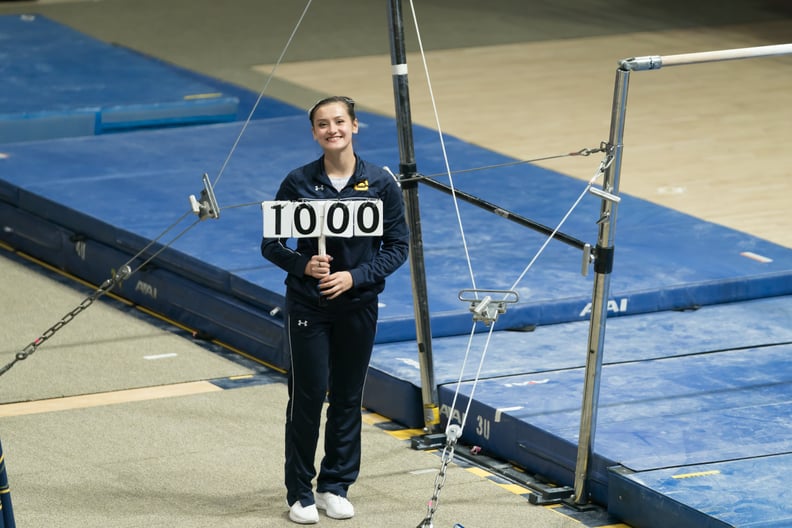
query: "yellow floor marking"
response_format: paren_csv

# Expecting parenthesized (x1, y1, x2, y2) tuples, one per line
(496, 482, 532, 495)
(0, 381, 222, 418)
(385, 428, 426, 441)
(466, 467, 492, 478)
(358, 414, 632, 528)
(362, 411, 390, 425)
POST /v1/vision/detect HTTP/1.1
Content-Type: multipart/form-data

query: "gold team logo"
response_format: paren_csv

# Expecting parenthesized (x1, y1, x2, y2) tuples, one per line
(353, 179, 369, 191)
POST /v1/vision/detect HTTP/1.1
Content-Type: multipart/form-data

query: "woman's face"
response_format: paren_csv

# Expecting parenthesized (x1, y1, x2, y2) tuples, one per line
(311, 102, 358, 153)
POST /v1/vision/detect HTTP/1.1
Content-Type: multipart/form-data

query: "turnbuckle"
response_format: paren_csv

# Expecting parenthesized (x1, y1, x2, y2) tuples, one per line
(458, 289, 519, 326)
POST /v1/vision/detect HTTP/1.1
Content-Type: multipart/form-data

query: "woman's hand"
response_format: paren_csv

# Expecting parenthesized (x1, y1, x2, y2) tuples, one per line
(305, 255, 332, 278)
(319, 271, 353, 300)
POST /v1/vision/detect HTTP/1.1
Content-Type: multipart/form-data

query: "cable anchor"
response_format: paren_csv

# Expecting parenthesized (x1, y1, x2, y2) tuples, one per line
(416, 424, 463, 528)
(458, 289, 519, 326)
(189, 173, 221, 220)
(571, 141, 608, 157)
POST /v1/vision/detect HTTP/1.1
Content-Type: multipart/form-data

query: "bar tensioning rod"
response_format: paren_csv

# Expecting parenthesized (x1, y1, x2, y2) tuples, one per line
(620, 43, 792, 71)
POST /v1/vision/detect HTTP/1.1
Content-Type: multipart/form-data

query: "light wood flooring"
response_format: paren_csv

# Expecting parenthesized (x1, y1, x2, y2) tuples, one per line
(255, 19, 792, 247)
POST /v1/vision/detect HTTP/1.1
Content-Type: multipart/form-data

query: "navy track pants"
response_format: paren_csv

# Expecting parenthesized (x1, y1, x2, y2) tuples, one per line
(284, 297, 378, 507)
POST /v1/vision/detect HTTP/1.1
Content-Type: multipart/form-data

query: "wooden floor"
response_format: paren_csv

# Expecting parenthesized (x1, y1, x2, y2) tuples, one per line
(255, 18, 792, 248)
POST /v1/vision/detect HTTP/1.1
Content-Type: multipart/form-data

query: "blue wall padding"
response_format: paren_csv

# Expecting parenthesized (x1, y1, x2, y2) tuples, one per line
(0, 200, 286, 368)
(0, 14, 242, 142)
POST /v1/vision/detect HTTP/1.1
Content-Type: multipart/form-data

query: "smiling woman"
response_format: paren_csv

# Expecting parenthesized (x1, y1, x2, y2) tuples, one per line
(1, 2, 790, 528)
(260, 95, 410, 524)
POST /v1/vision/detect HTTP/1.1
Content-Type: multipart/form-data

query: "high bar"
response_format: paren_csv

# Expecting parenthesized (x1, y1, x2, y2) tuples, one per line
(619, 43, 792, 71)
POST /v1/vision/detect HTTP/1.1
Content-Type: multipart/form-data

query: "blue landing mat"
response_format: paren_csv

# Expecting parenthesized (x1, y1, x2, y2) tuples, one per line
(435, 338, 792, 508)
(1, 113, 792, 369)
(0, 14, 242, 143)
(609, 454, 792, 528)
(365, 295, 792, 426)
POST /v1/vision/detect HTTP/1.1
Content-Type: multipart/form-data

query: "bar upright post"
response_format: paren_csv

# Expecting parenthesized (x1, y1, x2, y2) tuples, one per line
(387, 0, 440, 434)
(573, 66, 631, 504)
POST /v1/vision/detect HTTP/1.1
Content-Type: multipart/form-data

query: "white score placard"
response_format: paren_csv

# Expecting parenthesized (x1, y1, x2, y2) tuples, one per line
(262, 200, 383, 239)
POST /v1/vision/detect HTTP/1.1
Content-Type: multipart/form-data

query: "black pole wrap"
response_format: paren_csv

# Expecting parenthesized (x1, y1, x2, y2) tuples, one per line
(400, 162, 418, 175)
(593, 246, 615, 274)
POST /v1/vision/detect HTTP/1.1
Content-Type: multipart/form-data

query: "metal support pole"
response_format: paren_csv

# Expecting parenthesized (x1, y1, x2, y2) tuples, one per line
(571, 41, 792, 505)
(572, 66, 631, 505)
(387, 0, 440, 433)
(0, 439, 16, 527)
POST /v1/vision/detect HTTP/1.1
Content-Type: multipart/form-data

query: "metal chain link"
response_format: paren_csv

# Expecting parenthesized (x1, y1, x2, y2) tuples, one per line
(0, 208, 204, 379)
(417, 425, 462, 528)
(0, 265, 131, 377)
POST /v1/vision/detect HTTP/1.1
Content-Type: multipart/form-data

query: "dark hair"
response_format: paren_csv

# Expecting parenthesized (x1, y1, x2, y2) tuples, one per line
(308, 96, 356, 124)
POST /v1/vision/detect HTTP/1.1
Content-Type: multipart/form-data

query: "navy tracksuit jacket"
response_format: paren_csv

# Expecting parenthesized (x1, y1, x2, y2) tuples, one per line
(261, 155, 409, 507)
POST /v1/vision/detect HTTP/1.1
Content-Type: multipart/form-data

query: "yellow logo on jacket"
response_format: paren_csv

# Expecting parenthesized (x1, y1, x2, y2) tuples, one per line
(354, 180, 369, 191)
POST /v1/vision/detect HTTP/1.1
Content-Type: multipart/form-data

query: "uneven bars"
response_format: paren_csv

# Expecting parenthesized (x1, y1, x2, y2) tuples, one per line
(620, 43, 792, 71)
(572, 37, 792, 506)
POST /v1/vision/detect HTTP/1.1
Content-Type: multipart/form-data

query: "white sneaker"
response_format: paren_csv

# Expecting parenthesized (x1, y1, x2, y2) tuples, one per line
(316, 492, 355, 519)
(289, 501, 319, 524)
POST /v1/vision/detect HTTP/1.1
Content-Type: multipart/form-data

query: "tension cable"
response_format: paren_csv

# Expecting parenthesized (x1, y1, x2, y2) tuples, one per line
(210, 0, 314, 191)
(412, 143, 607, 182)
(508, 149, 614, 292)
(0, 1, 318, 377)
(405, 0, 477, 294)
(403, 1, 512, 525)
(403, 0, 616, 513)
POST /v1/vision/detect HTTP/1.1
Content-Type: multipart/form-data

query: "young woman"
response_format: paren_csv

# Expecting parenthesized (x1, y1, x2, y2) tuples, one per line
(261, 96, 409, 524)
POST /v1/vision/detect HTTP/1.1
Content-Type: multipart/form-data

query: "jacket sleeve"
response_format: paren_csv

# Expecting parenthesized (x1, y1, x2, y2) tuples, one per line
(261, 236, 310, 277)
(260, 176, 311, 277)
(348, 175, 409, 288)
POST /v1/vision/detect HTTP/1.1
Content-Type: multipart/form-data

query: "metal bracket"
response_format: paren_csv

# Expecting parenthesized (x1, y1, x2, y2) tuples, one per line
(528, 483, 575, 506)
(588, 185, 621, 203)
(458, 289, 519, 326)
(581, 243, 592, 277)
(411, 433, 447, 451)
(189, 173, 220, 220)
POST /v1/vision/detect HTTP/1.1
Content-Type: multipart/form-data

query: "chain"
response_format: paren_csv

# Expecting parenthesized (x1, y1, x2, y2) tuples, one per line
(572, 141, 609, 158)
(416, 425, 462, 528)
(0, 206, 204, 379)
(0, 265, 131, 377)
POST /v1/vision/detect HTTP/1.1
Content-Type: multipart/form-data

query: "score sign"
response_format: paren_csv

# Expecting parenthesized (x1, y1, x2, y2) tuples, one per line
(262, 200, 383, 239)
